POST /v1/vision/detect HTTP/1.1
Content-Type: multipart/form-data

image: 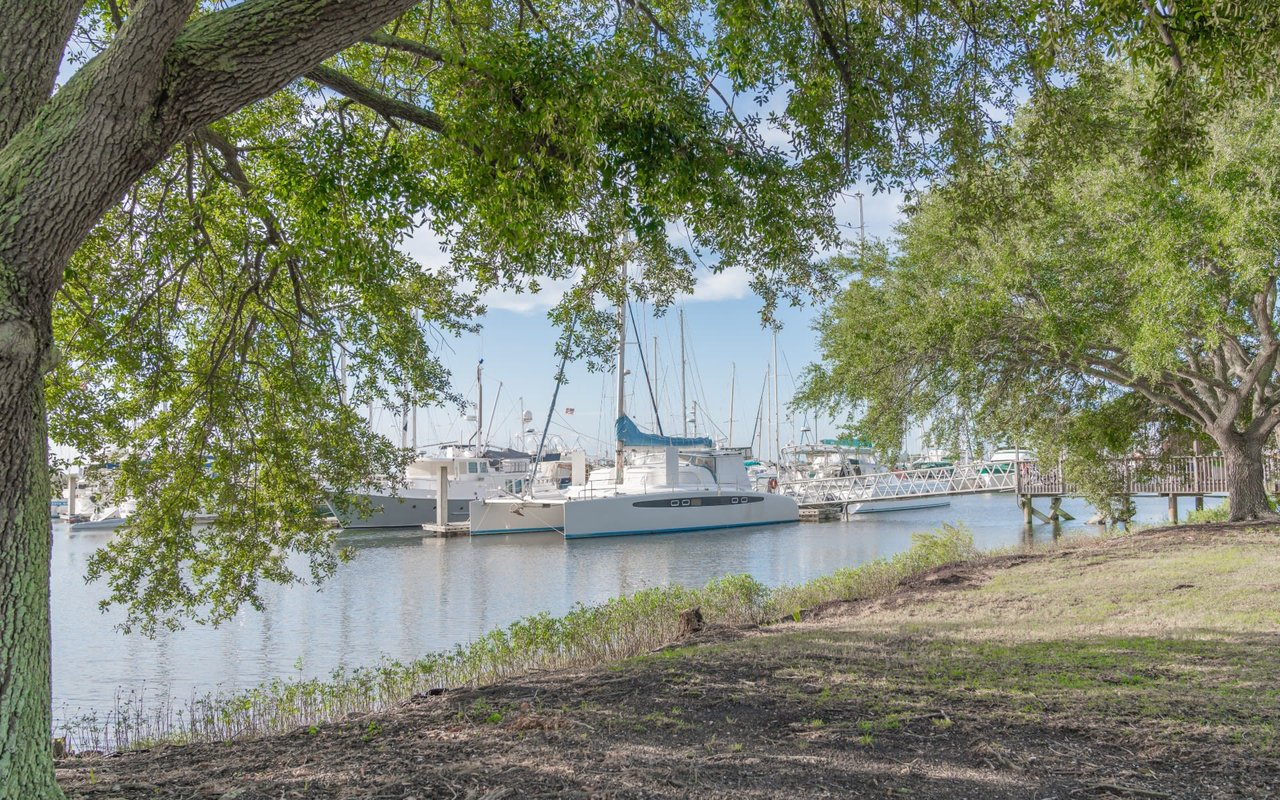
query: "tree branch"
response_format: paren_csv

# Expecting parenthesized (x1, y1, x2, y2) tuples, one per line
(0, 0, 83, 147)
(160, 0, 424, 135)
(1079, 353, 1213, 427)
(1141, 0, 1185, 73)
(362, 30, 467, 69)
(0, 0, 424, 290)
(803, 0, 859, 99)
(305, 65, 447, 134)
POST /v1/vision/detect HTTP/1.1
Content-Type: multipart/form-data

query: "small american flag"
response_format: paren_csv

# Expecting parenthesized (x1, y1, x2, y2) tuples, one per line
(564, 407, 575, 415)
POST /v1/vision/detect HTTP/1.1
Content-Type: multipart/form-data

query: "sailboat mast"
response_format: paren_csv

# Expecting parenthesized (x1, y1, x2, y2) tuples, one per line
(772, 330, 780, 462)
(728, 362, 735, 446)
(476, 360, 484, 453)
(615, 279, 627, 483)
(653, 336, 660, 432)
(680, 308, 687, 437)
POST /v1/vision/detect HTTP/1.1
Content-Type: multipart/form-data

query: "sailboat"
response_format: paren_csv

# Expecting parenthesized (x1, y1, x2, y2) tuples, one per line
(469, 282, 799, 538)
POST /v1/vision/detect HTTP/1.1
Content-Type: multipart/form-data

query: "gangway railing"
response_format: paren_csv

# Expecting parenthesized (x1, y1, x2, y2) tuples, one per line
(770, 455, 1280, 510)
(774, 462, 1018, 508)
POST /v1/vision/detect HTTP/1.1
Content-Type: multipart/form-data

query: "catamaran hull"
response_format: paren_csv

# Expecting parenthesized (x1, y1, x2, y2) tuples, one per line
(468, 498, 567, 535)
(329, 492, 472, 529)
(561, 491, 798, 539)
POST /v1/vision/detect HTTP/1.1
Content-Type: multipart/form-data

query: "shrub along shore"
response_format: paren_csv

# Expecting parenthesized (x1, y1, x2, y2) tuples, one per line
(58, 522, 1280, 799)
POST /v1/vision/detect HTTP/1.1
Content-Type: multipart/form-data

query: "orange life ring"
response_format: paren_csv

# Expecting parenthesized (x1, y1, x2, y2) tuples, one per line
(768, 478, 779, 492)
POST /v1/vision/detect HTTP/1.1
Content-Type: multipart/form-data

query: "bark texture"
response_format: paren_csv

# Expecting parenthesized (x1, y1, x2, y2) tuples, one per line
(0, 2, 426, 795)
(0, 1, 83, 144)
(1217, 431, 1277, 521)
(0, 325, 58, 799)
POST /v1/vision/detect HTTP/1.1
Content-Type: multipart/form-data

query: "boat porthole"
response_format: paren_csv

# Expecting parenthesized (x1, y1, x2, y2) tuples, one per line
(670, 500, 680, 507)
(740, 497, 748, 504)
(730, 497, 739, 504)
(681, 499, 690, 506)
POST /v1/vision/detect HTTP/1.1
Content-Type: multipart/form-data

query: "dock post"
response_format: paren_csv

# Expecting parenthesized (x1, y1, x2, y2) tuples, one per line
(1022, 496, 1033, 526)
(1167, 494, 1178, 523)
(436, 464, 449, 527)
(1195, 495, 1204, 511)
(67, 472, 78, 518)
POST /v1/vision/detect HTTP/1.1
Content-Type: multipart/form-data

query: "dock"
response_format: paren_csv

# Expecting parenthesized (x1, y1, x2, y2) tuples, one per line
(777, 455, 1272, 523)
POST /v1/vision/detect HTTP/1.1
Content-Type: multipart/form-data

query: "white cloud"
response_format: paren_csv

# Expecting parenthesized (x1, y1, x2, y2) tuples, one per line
(402, 227, 453, 272)
(480, 278, 575, 314)
(685, 266, 751, 303)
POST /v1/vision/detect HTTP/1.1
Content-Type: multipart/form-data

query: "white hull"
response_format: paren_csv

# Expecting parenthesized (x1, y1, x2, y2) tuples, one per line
(330, 490, 472, 529)
(68, 516, 129, 531)
(562, 490, 797, 539)
(67, 510, 217, 531)
(845, 497, 952, 514)
(469, 497, 567, 535)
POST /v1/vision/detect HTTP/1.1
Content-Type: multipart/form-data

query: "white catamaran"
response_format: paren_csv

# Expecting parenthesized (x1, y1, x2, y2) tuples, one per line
(470, 283, 798, 538)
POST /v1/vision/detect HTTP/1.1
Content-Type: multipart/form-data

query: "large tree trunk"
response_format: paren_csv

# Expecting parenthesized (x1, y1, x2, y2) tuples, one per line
(0, 4, 435, 795)
(1216, 431, 1276, 522)
(0, 315, 62, 799)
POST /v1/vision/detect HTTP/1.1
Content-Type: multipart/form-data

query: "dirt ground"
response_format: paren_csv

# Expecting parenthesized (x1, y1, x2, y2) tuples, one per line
(58, 523, 1280, 799)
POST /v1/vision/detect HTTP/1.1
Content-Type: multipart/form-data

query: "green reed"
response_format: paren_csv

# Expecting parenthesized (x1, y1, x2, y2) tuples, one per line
(58, 524, 975, 753)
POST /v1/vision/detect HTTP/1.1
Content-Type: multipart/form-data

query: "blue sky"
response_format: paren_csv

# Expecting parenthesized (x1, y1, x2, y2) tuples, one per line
(391, 185, 906, 461)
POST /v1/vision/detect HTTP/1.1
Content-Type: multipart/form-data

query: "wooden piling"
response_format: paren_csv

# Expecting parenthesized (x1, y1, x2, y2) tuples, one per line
(1168, 494, 1178, 523)
(422, 464, 469, 536)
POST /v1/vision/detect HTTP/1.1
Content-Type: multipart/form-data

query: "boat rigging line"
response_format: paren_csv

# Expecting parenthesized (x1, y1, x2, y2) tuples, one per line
(531, 316, 578, 493)
(626, 298, 664, 436)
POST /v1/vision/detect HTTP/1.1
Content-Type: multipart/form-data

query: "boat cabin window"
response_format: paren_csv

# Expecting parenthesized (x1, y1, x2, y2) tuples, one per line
(479, 462, 488, 473)
(467, 461, 479, 474)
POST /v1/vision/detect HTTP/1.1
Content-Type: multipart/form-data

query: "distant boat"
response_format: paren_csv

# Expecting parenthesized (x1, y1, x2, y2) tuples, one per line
(329, 448, 561, 529)
(471, 288, 796, 538)
(778, 441, 951, 515)
(470, 417, 799, 538)
(68, 499, 135, 531)
(979, 448, 1035, 474)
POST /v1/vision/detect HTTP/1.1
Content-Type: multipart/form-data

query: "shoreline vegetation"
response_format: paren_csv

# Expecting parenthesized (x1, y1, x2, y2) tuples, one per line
(61, 526, 979, 753)
(58, 521, 1279, 798)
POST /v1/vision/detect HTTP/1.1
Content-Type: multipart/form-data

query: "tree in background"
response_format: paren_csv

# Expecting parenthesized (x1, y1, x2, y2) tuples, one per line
(798, 69, 1280, 522)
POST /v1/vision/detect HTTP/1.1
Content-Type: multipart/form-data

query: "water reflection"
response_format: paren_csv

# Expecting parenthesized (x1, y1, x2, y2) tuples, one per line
(52, 493, 1221, 722)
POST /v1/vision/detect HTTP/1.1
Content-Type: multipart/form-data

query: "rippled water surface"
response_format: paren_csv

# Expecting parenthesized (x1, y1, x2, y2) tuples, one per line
(52, 493, 1219, 722)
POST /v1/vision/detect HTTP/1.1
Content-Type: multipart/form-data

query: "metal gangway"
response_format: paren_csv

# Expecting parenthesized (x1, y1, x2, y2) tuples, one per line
(775, 455, 1276, 520)
(777, 461, 1018, 509)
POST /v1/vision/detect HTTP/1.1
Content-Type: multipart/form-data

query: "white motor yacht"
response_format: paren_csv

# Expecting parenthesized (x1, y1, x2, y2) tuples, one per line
(329, 447, 552, 529)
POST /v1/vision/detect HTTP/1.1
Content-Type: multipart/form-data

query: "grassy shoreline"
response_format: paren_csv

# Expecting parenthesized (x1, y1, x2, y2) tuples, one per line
(59, 521, 1280, 799)
(62, 525, 978, 753)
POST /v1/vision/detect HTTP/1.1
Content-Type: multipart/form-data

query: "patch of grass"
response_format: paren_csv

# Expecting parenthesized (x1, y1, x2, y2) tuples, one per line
(768, 525, 977, 619)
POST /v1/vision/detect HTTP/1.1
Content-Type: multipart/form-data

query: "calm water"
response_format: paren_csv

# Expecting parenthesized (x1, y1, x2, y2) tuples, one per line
(51, 493, 1219, 722)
